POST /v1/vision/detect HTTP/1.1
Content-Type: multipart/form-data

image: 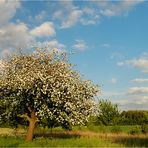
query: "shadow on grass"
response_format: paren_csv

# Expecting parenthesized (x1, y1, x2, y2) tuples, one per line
(34, 131, 81, 139)
(113, 136, 148, 147)
(6, 143, 19, 148)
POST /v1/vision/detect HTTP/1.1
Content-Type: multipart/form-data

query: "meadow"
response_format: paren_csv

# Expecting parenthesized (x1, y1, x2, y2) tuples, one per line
(1, 126, 148, 147)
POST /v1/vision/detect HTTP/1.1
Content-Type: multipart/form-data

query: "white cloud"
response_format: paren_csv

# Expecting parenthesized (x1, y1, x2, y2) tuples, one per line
(30, 22, 55, 37)
(61, 10, 82, 28)
(0, 1, 34, 56)
(36, 40, 66, 51)
(46, 40, 65, 50)
(128, 87, 148, 94)
(133, 96, 148, 105)
(131, 78, 148, 83)
(53, 10, 63, 20)
(0, 1, 65, 57)
(98, 0, 144, 17)
(113, 95, 148, 110)
(0, 0, 21, 25)
(0, 21, 58, 57)
(72, 40, 88, 51)
(52, 1, 144, 28)
(82, 7, 94, 15)
(0, 23, 34, 51)
(100, 90, 125, 98)
(80, 7, 100, 25)
(100, 87, 148, 110)
(118, 57, 148, 73)
(53, 1, 82, 28)
(53, 1, 100, 28)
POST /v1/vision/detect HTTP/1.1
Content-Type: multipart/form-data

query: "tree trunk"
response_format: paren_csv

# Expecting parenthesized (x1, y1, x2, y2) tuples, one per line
(25, 112, 37, 141)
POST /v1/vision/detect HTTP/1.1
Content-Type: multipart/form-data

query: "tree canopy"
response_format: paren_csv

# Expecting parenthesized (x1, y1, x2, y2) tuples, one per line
(97, 99, 120, 125)
(0, 49, 99, 141)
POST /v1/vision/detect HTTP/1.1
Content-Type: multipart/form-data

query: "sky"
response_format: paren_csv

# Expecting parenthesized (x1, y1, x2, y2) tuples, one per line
(0, 0, 148, 110)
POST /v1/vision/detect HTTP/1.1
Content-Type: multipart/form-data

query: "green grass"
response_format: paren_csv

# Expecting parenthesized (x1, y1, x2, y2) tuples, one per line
(0, 136, 123, 147)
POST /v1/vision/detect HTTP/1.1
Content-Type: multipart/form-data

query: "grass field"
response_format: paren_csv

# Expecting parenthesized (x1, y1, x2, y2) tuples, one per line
(1, 126, 148, 147)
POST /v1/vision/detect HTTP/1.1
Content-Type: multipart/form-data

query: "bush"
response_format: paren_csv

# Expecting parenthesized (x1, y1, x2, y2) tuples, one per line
(141, 124, 148, 134)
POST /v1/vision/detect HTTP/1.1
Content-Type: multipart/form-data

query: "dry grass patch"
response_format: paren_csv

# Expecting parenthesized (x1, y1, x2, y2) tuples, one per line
(0, 128, 26, 136)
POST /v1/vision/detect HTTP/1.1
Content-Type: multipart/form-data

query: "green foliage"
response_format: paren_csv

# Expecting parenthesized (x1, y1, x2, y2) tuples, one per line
(97, 99, 120, 125)
(61, 121, 72, 131)
(141, 124, 148, 134)
(97, 125, 108, 133)
(120, 110, 148, 125)
(129, 126, 141, 135)
(111, 126, 122, 133)
(87, 116, 99, 126)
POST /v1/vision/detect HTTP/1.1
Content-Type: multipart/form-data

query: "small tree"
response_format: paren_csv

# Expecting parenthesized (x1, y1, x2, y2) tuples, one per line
(0, 49, 99, 141)
(97, 99, 120, 125)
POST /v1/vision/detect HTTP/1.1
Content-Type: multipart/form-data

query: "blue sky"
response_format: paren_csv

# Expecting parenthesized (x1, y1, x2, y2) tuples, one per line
(0, 0, 148, 110)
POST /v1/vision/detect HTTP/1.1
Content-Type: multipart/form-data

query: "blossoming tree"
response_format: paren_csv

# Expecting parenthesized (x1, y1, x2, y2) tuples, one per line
(0, 49, 99, 141)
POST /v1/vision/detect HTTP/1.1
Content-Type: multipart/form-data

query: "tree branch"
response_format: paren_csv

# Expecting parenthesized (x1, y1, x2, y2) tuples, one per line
(28, 107, 32, 113)
(19, 113, 31, 122)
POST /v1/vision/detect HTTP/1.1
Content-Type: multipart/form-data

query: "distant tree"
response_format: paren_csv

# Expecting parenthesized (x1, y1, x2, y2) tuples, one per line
(0, 49, 99, 141)
(120, 110, 148, 125)
(97, 99, 120, 125)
